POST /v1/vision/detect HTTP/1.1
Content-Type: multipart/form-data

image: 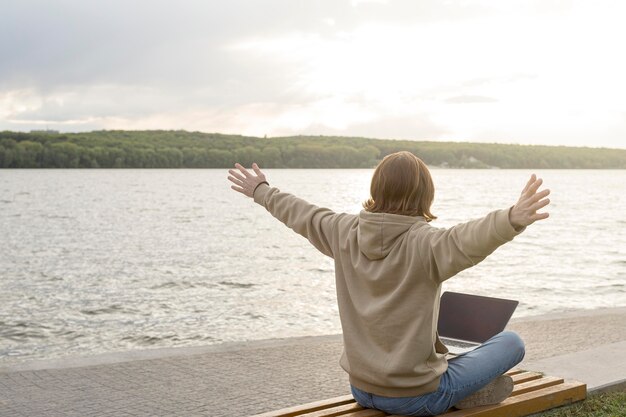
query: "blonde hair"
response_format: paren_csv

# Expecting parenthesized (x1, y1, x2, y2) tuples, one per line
(362, 151, 437, 221)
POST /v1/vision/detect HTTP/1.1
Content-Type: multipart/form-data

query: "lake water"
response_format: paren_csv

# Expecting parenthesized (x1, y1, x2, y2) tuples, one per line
(1, 169, 625, 365)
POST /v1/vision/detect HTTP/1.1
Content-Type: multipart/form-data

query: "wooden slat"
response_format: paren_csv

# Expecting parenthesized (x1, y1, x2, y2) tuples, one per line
(299, 402, 364, 417)
(511, 376, 564, 396)
(339, 410, 387, 417)
(441, 380, 586, 417)
(511, 371, 543, 384)
(250, 395, 356, 417)
(505, 368, 525, 376)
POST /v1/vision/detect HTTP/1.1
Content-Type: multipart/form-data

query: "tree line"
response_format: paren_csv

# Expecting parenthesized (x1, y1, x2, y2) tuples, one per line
(0, 130, 624, 169)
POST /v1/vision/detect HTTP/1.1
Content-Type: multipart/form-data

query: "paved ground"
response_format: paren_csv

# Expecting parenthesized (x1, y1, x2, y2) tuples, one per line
(522, 340, 626, 392)
(0, 307, 624, 417)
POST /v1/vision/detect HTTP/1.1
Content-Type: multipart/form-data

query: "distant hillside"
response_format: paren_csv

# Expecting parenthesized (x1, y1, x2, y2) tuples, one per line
(0, 130, 625, 169)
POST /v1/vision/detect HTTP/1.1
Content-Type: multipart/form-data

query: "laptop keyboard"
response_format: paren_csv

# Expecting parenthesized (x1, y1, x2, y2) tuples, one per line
(440, 337, 479, 348)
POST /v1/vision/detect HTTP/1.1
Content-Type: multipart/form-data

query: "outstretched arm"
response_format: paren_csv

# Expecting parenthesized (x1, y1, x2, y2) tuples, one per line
(418, 174, 550, 283)
(227, 162, 341, 258)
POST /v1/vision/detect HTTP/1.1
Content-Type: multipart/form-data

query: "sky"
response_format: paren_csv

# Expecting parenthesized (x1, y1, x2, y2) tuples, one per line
(1, 0, 625, 148)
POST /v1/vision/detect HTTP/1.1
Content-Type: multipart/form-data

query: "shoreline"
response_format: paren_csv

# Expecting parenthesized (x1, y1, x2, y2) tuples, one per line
(1, 305, 624, 416)
(2, 305, 625, 374)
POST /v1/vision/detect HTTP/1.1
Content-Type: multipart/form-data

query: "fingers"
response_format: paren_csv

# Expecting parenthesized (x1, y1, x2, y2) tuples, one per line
(251, 162, 264, 177)
(227, 175, 244, 187)
(528, 188, 550, 203)
(231, 185, 246, 194)
(228, 169, 246, 182)
(525, 177, 543, 197)
(233, 162, 265, 180)
(530, 197, 550, 212)
(511, 173, 551, 227)
(521, 173, 536, 195)
(228, 162, 265, 198)
(235, 162, 252, 178)
(530, 212, 549, 221)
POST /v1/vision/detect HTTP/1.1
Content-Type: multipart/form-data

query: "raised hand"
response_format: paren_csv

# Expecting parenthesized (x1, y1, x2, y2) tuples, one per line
(509, 174, 550, 231)
(227, 162, 268, 198)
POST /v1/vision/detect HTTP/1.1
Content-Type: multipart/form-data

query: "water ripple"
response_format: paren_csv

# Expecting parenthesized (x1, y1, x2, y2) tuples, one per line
(1, 168, 625, 365)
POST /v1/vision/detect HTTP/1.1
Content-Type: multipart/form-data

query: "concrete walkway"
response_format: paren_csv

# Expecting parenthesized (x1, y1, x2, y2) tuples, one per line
(1, 307, 624, 417)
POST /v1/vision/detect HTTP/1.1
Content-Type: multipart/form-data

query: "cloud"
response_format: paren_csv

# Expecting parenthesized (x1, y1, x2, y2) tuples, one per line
(0, 0, 509, 92)
(1, 0, 625, 149)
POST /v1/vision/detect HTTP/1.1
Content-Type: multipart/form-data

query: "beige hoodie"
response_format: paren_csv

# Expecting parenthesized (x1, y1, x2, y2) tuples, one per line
(253, 182, 525, 397)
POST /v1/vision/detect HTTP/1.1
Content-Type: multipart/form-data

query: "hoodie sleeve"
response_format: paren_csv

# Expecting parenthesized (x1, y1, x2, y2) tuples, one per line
(253, 183, 340, 258)
(417, 207, 525, 283)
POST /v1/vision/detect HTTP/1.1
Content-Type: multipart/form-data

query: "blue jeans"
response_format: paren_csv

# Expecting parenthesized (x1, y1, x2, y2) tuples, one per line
(350, 330, 525, 416)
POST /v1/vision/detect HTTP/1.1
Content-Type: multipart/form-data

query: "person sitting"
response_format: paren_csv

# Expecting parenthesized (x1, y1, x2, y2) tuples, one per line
(227, 151, 550, 416)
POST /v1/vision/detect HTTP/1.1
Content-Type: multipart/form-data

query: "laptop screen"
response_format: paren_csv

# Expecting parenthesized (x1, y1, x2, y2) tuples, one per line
(437, 292, 519, 343)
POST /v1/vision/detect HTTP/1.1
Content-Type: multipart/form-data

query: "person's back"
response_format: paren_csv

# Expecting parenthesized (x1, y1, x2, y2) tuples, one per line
(227, 151, 550, 415)
(330, 206, 524, 397)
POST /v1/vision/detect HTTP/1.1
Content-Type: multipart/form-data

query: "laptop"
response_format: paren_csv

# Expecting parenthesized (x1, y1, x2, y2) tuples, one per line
(437, 291, 519, 355)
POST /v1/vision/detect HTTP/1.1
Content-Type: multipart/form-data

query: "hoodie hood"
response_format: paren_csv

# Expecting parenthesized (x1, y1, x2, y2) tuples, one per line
(357, 210, 426, 260)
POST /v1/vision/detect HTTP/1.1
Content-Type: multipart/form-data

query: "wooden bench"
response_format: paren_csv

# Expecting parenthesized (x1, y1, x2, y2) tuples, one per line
(250, 369, 586, 417)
